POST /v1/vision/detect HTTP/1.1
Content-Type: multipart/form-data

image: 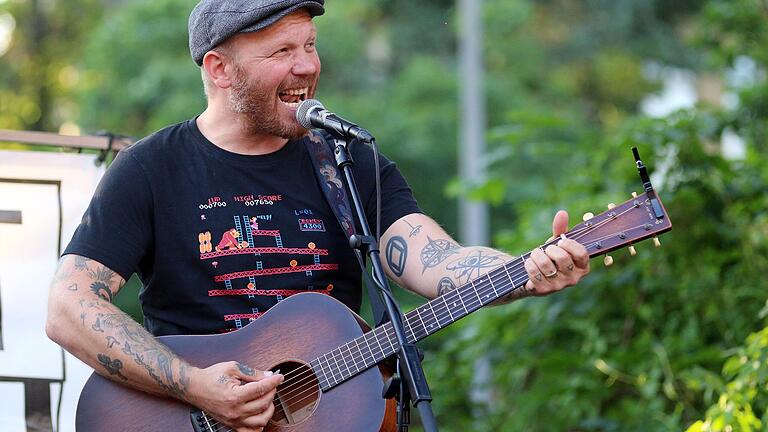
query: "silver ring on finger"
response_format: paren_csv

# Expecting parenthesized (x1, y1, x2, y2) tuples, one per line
(544, 270, 558, 278)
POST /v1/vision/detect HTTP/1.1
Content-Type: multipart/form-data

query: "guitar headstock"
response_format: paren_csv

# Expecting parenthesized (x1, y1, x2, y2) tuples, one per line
(562, 147, 672, 264)
(565, 191, 672, 263)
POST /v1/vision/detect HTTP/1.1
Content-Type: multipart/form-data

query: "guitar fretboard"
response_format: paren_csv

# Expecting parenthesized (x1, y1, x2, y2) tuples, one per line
(309, 254, 529, 390)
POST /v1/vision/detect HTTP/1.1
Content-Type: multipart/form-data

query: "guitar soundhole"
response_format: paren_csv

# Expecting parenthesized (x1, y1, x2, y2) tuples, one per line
(270, 360, 320, 426)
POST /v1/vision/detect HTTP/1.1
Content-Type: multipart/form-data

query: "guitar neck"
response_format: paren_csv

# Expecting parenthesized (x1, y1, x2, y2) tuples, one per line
(309, 254, 531, 390)
(309, 190, 672, 391)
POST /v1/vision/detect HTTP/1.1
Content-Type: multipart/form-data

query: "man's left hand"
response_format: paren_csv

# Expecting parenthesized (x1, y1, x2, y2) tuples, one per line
(523, 210, 590, 296)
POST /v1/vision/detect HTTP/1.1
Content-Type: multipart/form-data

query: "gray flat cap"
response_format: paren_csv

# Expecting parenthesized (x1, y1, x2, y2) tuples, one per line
(189, 0, 325, 66)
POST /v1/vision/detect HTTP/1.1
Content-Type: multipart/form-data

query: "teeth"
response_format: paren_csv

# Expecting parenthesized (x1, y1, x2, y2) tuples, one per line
(281, 87, 308, 96)
(282, 101, 300, 108)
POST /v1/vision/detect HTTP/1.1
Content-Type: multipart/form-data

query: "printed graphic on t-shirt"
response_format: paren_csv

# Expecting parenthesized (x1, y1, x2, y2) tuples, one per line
(198, 193, 337, 332)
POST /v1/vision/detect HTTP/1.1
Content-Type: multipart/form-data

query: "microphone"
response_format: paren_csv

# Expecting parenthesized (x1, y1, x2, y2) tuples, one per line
(296, 99, 375, 143)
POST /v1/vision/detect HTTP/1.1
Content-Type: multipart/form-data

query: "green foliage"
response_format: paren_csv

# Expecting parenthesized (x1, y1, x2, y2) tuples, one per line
(77, 0, 203, 136)
(3, 0, 768, 430)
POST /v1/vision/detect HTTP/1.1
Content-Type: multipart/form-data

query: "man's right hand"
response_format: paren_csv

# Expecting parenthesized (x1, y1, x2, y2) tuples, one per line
(188, 361, 284, 432)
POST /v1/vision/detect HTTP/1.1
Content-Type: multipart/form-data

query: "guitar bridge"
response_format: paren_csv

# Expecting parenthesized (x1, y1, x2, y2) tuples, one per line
(190, 409, 215, 432)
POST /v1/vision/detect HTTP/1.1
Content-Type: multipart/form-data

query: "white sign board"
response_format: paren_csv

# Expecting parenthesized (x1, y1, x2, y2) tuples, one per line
(0, 150, 106, 432)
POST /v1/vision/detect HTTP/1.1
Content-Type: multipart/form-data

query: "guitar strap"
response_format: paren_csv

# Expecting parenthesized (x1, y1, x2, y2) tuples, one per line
(304, 130, 388, 327)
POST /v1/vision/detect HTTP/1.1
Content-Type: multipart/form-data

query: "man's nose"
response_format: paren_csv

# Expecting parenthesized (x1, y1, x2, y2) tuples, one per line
(292, 51, 319, 76)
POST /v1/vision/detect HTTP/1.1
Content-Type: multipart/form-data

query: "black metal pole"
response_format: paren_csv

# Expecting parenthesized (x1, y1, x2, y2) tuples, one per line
(331, 137, 439, 432)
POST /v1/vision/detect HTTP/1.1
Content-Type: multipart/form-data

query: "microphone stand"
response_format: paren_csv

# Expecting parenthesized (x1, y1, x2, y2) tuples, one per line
(330, 136, 439, 432)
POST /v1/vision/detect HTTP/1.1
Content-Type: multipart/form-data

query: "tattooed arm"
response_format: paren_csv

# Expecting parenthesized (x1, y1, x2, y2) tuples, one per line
(380, 212, 589, 303)
(45, 255, 284, 430)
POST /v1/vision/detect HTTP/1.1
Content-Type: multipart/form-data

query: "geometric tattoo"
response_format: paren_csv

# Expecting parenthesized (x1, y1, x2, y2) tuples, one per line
(385, 236, 408, 277)
(420, 237, 460, 274)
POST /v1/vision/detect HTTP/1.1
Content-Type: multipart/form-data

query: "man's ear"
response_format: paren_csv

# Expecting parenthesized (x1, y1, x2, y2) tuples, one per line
(202, 50, 233, 90)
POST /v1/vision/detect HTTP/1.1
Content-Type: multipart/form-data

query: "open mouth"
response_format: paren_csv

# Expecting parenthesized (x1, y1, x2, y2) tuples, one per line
(278, 87, 308, 109)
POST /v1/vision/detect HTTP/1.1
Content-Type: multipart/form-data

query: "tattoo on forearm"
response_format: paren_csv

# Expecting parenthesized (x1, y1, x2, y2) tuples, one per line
(403, 219, 423, 237)
(106, 336, 120, 348)
(84, 307, 191, 400)
(445, 251, 501, 284)
(420, 237, 460, 274)
(437, 277, 457, 297)
(97, 354, 128, 380)
(386, 236, 408, 277)
(238, 363, 255, 376)
(92, 316, 105, 333)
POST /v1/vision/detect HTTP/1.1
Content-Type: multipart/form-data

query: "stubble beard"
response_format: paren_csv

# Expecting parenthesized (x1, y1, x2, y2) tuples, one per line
(228, 64, 308, 140)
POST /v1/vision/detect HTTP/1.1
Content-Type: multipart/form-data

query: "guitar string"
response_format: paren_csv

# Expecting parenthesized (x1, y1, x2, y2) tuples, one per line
(265, 211, 621, 402)
(267, 224, 652, 419)
(208, 219, 648, 431)
(255, 206, 625, 399)
(267, 206, 641, 406)
(207, 206, 649, 427)
(264, 207, 647, 415)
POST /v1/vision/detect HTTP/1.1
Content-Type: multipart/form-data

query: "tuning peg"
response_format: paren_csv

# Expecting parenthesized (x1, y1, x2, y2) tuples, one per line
(607, 203, 616, 210)
(603, 255, 614, 267)
(652, 236, 661, 248)
(582, 212, 594, 221)
(631, 192, 638, 198)
(628, 245, 637, 256)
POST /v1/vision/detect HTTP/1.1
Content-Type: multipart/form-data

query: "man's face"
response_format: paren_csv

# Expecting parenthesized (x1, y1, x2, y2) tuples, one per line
(225, 10, 321, 139)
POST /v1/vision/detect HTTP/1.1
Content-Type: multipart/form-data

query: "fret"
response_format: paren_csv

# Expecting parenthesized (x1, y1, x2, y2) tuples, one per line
(383, 324, 397, 355)
(370, 328, 386, 360)
(502, 262, 515, 290)
(356, 334, 373, 365)
(427, 304, 440, 333)
(310, 359, 329, 389)
(319, 352, 339, 387)
(488, 271, 499, 296)
(405, 314, 417, 343)
(345, 342, 360, 375)
(456, 289, 469, 315)
(414, 306, 428, 339)
(443, 295, 455, 322)
(487, 272, 499, 300)
(446, 290, 467, 320)
(335, 347, 352, 379)
(471, 279, 483, 307)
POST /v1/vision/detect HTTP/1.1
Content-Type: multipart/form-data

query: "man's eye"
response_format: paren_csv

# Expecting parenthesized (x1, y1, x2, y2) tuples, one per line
(273, 48, 289, 56)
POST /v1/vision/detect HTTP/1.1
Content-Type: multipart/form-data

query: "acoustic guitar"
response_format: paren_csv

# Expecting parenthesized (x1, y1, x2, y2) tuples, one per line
(76, 163, 672, 432)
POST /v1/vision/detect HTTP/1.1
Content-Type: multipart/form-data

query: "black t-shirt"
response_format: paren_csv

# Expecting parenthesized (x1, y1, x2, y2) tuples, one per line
(64, 119, 421, 336)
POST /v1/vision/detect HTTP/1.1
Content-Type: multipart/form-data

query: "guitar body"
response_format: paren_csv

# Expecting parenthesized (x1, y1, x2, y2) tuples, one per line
(76, 293, 396, 432)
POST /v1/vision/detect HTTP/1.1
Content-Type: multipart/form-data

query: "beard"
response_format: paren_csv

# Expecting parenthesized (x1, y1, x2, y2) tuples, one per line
(227, 63, 309, 140)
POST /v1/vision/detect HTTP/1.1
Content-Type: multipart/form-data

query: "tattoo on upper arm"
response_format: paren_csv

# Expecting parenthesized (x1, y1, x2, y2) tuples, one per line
(87, 266, 118, 302)
(420, 237, 460, 274)
(437, 277, 457, 296)
(403, 219, 423, 237)
(446, 251, 501, 284)
(74, 255, 89, 271)
(385, 236, 408, 277)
